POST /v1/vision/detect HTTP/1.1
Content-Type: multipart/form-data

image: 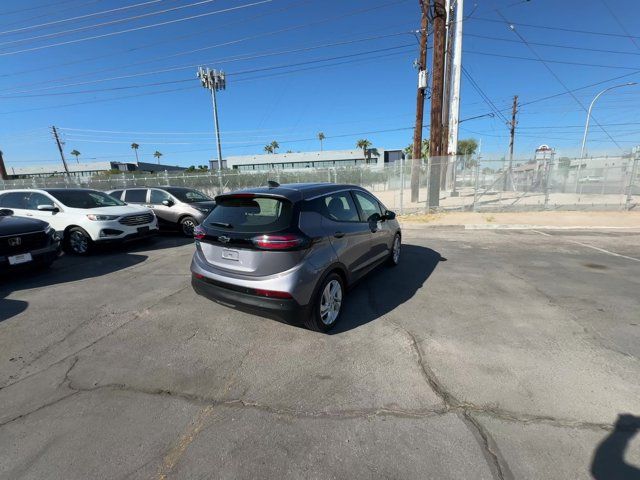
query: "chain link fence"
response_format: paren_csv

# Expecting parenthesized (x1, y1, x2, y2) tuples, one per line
(1, 154, 638, 214)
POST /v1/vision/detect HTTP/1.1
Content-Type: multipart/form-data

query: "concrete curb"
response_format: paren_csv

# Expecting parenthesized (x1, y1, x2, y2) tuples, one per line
(400, 223, 640, 231)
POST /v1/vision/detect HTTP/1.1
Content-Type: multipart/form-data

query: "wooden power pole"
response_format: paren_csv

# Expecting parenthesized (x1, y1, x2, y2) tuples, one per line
(504, 95, 518, 190)
(410, 0, 429, 203)
(51, 126, 71, 178)
(428, 0, 447, 208)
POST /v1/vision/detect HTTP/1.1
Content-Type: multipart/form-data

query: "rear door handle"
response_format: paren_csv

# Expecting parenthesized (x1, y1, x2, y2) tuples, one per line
(334, 231, 345, 238)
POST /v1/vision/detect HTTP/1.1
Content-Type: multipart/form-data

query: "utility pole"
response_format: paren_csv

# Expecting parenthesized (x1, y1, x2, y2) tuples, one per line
(447, 0, 463, 156)
(504, 95, 518, 191)
(428, 0, 447, 208)
(51, 126, 71, 178)
(441, 0, 455, 161)
(410, 0, 429, 203)
(197, 67, 226, 171)
(0, 150, 8, 180)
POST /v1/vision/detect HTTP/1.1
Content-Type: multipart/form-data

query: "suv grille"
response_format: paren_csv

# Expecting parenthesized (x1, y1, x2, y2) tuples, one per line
(0, 231, 48, 256)
(118, 213, 154, 226)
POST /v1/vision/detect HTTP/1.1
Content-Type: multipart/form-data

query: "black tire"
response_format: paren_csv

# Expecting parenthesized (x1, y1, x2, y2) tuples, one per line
(304, 272, 344, 332)
(387, 233, 401, 267)
(179, 216, 198, 237)
(64, 227, 92, 255)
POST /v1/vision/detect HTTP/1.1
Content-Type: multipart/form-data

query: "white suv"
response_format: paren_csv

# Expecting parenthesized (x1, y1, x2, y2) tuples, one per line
(0, 188, 158, 254)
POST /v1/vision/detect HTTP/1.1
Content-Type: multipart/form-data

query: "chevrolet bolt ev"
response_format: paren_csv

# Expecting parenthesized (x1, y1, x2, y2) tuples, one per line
(108, 187, 215, 237)
(190, 183, 401, 332)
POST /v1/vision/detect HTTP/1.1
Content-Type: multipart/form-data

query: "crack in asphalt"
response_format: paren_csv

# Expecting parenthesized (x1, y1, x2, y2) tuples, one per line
(0, 285, 190, 393)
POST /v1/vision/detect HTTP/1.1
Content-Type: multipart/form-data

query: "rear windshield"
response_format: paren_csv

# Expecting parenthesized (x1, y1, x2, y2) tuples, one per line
(47, 190, 125, 209)
(206, 196, 292, 233)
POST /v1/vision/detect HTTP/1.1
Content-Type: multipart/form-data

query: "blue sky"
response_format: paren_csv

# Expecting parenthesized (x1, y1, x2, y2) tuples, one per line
(1, 0, 640, 169)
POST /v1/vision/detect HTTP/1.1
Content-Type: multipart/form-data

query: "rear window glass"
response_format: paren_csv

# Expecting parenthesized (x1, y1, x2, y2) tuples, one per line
(206, 196, 292, 233)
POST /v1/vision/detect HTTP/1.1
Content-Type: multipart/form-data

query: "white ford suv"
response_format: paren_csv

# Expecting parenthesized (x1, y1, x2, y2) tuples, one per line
(0, 188, 158, 254)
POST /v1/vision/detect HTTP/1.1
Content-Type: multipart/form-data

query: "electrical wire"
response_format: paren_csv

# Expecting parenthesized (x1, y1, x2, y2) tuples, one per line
(0, 0, 273, 57)
(461, 66, 510, 124)
(0, 0, 163, 37)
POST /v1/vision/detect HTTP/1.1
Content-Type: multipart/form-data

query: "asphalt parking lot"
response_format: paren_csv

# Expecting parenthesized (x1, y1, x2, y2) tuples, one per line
(1, 228, 639, 480)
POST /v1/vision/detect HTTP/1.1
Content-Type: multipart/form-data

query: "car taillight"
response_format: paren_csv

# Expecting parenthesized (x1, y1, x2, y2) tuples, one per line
(251, 234, 305, 250)
(254, 289, 292, 299)
(193, 225, 206, 240)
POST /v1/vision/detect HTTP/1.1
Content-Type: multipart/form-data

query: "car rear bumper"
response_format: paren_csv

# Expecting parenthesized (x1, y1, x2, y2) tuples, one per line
(191, 274, 309, 324)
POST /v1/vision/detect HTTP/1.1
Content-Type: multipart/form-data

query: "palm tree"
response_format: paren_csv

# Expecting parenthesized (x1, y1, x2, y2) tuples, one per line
(70, 149, 81, 164)
(317, 132, 326, 151)
(153, 150, 163, 164)
(264, 144, 274, 154)
(270, 141, 279, 154)
(356, 139, 372, 162)
(131, 143, 140, 163)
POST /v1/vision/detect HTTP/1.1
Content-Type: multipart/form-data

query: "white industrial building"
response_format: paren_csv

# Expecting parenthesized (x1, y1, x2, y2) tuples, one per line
(211, 149, 404, 172)
(5, 161, 185, 180)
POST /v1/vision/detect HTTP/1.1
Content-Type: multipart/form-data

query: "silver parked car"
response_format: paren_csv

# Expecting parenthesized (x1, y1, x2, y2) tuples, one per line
(190, 183, 401, 331)
(108, 187, 215, 236)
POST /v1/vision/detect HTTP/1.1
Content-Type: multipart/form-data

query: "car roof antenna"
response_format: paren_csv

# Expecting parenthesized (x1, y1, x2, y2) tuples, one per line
(267, 180, 280, 188)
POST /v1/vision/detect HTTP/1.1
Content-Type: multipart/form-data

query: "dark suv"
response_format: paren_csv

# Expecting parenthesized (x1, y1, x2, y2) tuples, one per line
(190, 183, 400, 332)
(108, 187, 215, 236)
(0, 209, 60, 270)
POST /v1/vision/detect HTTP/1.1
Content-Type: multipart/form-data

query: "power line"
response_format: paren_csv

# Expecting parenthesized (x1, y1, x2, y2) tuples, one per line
(0, 0, 273, 57)
(0, 31, 415, 96)
(0, 0, 162, 37)
(0, 0, 311, 79)
(0, 0, 228, 48)
(461, 66, 510, 124)
(469, 16, 640, 40)
(494, 10, 624, 150)
(466, 33, 640, 57)
(0, 0, 82, 17)
(599, 0, 640, 51)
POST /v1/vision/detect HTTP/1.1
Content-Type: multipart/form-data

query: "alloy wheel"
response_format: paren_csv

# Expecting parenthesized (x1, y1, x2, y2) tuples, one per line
(320, 279, 342, 325)
(69, 231, 88, 254)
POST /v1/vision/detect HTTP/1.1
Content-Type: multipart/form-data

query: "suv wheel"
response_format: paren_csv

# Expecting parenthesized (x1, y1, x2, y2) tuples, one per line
(387, 234, 401, 266)
(180, 216, 198, 237)
(65, 227, 92, 255)
(305, 272, 344, 332)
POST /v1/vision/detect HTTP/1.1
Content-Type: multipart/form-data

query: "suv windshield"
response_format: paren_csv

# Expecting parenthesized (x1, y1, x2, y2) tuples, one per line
(165, 188, 212, 203)
(207, 196, 292, 233)
(47, 190, 125, 209)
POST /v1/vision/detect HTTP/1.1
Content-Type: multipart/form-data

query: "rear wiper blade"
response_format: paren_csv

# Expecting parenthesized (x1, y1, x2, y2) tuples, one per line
(210, 221, 232, 228)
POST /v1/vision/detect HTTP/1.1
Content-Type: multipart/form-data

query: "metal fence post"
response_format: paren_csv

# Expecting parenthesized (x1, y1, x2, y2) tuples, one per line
(472, 161, 480, 211)
(626, 155, 639, 210)
(399, 156, 404, 215)
(544, 159, 551, 208)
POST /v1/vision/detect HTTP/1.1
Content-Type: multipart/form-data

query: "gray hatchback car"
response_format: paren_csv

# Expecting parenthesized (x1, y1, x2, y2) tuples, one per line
(190, 182, 401, 331)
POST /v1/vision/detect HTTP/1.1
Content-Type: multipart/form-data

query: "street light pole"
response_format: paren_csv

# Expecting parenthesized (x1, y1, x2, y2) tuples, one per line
(580, 82, 636, 158)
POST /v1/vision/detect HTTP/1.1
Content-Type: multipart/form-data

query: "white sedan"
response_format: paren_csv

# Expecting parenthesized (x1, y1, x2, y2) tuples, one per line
(0, 188, 158, 254)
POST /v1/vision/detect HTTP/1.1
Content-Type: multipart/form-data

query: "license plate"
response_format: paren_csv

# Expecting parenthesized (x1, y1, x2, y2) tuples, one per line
(137, 226, 149, 233)
(8, 253, 32, 265)
(221, 248, 239, 261)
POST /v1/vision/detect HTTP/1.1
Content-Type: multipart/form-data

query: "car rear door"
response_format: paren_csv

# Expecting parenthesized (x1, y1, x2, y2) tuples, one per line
(148, 189, 177, 227)
(315, 191, 373, 278)
(352, 190, 392, 264)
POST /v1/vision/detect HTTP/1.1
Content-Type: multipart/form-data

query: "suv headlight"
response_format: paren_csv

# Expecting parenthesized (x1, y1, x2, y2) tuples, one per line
(86, 214, 120, 221)
(195, 207, 211, 213)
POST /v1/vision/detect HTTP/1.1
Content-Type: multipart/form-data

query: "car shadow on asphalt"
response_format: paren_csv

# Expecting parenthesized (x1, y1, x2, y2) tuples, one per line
(591, 413, 640, 480)
(331, 245, 446, 334)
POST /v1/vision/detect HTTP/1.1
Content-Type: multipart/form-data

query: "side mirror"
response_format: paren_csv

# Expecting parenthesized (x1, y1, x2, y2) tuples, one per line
(162, 199, 174, 207)
(37, 204, 59, 213)
(0, 208, 14, 216)
(384, 210, 396, 220)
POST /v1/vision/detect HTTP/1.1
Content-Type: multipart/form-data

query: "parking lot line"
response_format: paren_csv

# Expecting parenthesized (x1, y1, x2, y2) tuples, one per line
(532, 229, 640, 263)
